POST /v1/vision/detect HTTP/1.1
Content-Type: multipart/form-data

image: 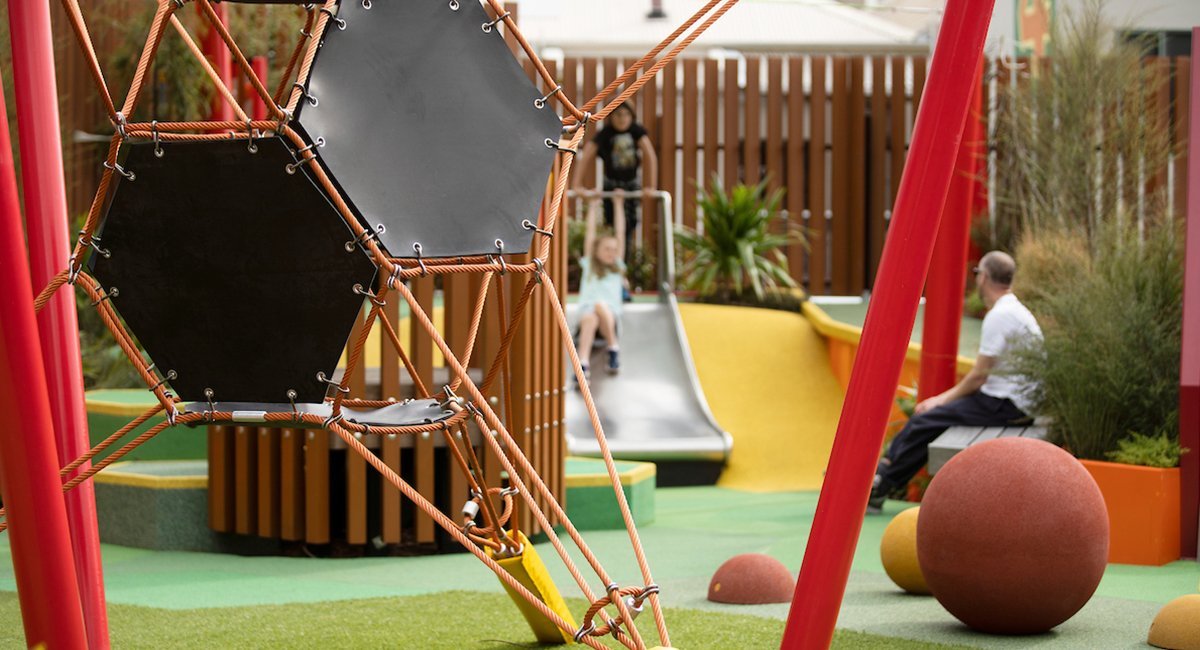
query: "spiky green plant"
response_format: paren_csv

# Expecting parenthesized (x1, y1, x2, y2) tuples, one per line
(676, 176, 798, 302)
(987, 0, 1173, 252)
(1012, 221, 1182, 461)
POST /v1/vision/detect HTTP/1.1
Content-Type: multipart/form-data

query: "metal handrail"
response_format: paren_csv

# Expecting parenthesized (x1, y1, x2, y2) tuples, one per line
(565, 189, 675, 295)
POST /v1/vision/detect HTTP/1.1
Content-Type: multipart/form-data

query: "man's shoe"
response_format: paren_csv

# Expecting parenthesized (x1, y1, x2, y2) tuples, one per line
(866, 475, 887, 515)
(606, 349, 620, 374)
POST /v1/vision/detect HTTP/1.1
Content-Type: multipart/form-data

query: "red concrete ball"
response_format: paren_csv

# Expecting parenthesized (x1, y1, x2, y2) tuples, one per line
(707, 553, 795, 604)
(917, 437, 1109, 634)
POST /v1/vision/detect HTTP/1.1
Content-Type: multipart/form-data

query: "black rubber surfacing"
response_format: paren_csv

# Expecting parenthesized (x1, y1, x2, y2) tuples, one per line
(293, 0, 562, 259)
(89, 137, 377, 404)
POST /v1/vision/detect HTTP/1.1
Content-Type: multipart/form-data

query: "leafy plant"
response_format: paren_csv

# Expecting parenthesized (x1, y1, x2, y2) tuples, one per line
(567, 217, 588, 292)
(895, 390, 916, 419)
(77, 289, 143, 390)
(1107, 431, 1187, 469)
(1012, 222, 1182, 461)
(986, 0, 1173, 252)
(995, 2, 1184, 463)
(625, 246, 656, 294)
(676, 176, 800, 302)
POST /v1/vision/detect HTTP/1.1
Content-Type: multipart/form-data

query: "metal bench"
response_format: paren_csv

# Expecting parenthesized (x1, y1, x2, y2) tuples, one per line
(928, 425, 1049, 475)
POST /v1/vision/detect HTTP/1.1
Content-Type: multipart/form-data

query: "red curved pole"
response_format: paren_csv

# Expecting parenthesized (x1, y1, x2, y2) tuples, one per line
(7, 0, 110, 645)
(918, 61, 984, 402)
(0, 68, 89, 650)
(782, 1, 996, 647)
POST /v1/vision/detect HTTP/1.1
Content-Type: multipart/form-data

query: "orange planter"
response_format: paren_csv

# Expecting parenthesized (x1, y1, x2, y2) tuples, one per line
(1079, 460, 1181, 566)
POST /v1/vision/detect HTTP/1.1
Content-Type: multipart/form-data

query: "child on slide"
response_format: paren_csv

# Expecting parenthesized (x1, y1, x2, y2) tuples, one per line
(576, 191, 627, 382)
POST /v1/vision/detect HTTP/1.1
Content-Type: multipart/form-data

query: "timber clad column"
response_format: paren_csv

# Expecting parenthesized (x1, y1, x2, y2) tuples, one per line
(919, 61, 983, 401)
(1180, 27, 1200, 559)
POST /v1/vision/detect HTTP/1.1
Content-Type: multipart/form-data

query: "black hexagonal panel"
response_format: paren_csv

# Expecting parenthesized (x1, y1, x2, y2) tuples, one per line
(292, 0, 562, 259)
(89, 137, 377, 404)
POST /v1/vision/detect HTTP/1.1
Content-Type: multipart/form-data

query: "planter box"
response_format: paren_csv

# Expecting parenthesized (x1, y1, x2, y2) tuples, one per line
(1079, 460, 1180, 566)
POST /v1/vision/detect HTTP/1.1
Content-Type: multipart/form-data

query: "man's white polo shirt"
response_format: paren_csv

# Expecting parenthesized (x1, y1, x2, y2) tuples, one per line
(978, 292, 1043, 414)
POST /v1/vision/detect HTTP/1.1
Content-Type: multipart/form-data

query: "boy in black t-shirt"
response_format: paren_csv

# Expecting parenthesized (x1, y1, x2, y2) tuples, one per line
(573, 103, 658, 258)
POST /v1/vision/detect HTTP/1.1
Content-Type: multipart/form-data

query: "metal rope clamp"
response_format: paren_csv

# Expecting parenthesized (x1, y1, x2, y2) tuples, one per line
(151, 120, 164, 158)
(346, 223, 385, 253)
(274, 108, 293, 136)
(285, 137, 325, 174)
(84, 233, 111, 259)
(492, 239, 507, 275)
(112, 111, 128, 140)
(544, 138, 577, 155)
(439, 385, 462, 410)
(573, 622, 596, 643)
(625, 583, 659, 621)
(67, 256, 83, 285)
(522, 219, 553, 238)
(353, 283, 386, 307)
(322, 411, 345, 430)
(149, 369, 177, 392)
(386, 266, 403, 290)
(293, 82, 318, 108)
(203, 387, 216, 423)
(103, 160, 135, 181)
(562, 111, 592, 135)
(481, 11, 510, 33)
(412, 242, 428, 276)
(91, 286, 119, 306)
(531, 257, 545, 284)
(245, 119, 258, 153)
(534, 85, 561, 110)
(287, 389, 301, 421)
(319, 7, 346, 30)
(316, 371, 351, 395)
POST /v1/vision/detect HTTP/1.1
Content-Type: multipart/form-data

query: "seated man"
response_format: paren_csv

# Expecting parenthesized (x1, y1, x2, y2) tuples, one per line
(868, 251, 1042, 514)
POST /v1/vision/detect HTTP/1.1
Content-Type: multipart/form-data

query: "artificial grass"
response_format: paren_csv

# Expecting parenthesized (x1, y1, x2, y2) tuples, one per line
(0, 590, 966, 649)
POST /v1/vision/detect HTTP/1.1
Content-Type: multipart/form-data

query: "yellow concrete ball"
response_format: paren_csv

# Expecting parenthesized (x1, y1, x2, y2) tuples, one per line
(880, 507, 930, 595)
(1148, 595, 1200, 650)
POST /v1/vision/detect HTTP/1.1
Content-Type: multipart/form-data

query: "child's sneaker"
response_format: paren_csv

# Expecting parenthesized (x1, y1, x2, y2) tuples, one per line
(606, 349, 620, 374)
(575, 365, 591, 389)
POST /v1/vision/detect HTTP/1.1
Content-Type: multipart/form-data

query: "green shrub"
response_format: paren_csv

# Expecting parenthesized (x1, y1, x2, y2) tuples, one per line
(1013, 222, 1182, 460)
(987, 0, 1172, 252)
(625, 245, 657, 294)
(995, 2, 1183, 462)
(1107, 431, 1187, 469)
(676, 176, 800, 302)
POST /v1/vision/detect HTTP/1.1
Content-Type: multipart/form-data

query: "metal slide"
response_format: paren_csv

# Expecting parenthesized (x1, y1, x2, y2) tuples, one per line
(564, 191, 732, 483)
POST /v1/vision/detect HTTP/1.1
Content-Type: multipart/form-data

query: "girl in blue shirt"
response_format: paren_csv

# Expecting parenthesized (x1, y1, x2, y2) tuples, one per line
(576, 193, 627, 379)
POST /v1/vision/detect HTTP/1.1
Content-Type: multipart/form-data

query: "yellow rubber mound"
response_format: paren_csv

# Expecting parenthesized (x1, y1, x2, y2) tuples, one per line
(1148, 594, 1200, 650)
(680, 303, 843, 492)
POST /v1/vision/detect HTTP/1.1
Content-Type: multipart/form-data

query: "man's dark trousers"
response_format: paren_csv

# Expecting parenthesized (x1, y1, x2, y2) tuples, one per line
(876, 391, 1028, 493)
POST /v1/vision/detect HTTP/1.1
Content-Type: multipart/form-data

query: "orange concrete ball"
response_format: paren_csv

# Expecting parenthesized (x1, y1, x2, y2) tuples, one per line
(917, 438, 1109, 635)
(1148, 595, 1200, 650)
(880, 507, 930, 595)
(707, 553, 795, 604)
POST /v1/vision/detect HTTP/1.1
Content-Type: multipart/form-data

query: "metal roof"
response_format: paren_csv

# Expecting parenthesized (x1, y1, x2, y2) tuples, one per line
(515, 0, 924, 56)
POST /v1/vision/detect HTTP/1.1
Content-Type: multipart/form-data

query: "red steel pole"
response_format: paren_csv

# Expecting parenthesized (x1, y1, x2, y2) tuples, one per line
(202, 2, 234, 122)
(251, 56, 269, 121)
(1179, 27, 1200, 559)
(917, 63, 984, 401)
(7, 1, 111, 646)
(781, 1, 995, 647)
(0, 68, 90, 650)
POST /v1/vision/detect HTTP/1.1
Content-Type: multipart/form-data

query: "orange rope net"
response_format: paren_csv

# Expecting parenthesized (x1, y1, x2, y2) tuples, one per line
(19, 1, 741, 647)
